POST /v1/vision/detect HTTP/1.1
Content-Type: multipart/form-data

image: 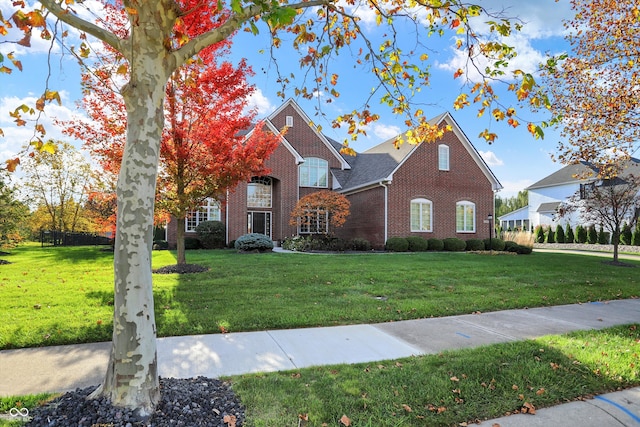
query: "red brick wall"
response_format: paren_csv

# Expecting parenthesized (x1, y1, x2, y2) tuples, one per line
(386, 129, 494, 241)
(336, 186, 387, 248)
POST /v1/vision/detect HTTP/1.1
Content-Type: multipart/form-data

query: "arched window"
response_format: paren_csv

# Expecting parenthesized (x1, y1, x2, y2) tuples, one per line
(247, 177, 272, 208)
(410, 198, 432, 232)
(299, 158, 328, 188)
(456, 201, 476, 232)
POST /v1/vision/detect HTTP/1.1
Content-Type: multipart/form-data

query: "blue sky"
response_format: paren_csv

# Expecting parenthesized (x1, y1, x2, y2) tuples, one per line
(0, 0, 575, 197)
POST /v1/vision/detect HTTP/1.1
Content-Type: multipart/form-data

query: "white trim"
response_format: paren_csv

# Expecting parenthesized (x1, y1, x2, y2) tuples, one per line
(410, 198, 433, 232)
(456, 200, 476, 233)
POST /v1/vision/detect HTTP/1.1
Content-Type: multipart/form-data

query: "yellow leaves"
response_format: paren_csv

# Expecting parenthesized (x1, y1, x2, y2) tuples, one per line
(492, 109, 505, 121)
(453, 68, 464, 79)
(479, 129, 497, 143)
(453, 93, 469, 110)
(419, 53, 428, 61)
(116, 64, 128, 75)
(35, 90, 61, 111)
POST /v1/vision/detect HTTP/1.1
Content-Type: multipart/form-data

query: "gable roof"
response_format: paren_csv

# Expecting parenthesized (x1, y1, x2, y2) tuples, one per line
(331, 112, 502, 192)
(268, 99, 351, 170)
(527, 158, 640, 190)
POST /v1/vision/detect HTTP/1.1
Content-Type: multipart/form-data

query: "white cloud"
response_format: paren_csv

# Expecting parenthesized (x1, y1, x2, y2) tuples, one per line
(499, 178, 534, 198)
(480, 150, 504, 167)
(373, 124, 401, 141)
(246, 89, 275, 116)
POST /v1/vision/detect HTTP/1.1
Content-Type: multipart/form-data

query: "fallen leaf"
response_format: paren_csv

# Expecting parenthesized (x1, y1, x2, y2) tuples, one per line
(340, 415, 351, 426)
(536, 388, 545, 396)
(450, 376, 460, 382)
(512, 384, 519, 390)
(521, 402, 536, 415)
(402, 404, 412, 412)
(223, 414, 237, 427)
(492, 423, 501, 427)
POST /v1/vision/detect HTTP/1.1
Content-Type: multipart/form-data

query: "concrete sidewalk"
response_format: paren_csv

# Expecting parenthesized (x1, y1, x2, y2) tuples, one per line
(1, 299, 639, 426)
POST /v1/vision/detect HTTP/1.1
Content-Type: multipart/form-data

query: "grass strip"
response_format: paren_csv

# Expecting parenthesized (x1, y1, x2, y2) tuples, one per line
(231, 324, 640, 427)
(1, 244, 639, 349)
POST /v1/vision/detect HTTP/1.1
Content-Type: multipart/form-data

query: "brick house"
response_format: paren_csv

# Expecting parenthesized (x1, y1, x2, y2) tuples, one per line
(167, 99, 502, 249)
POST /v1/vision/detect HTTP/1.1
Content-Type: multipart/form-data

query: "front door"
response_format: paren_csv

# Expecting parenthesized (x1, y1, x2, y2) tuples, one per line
(248, 212, 271, 238)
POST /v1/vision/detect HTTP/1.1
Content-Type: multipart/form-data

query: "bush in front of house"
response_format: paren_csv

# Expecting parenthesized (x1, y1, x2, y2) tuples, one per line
(633, 227, 640, 246)
(504, 241, 518, 252)
(565, 224, 574, 244)
(234, 233, 274, 252)
(546, 226, 555, 243)
(184, 237, 201, 250)
(465, 239, 485, 251)
(597, 226, 609, 244)
(443, 237, 466, 252)
(153, 240, 169, 250)
(587, 225, 597, 244)
(535, 225, 545, 243)
(385, 237, 409, 252)
(427, 238, 444, 251)
(406, 236, 429, 252)
(351, 238, 372, 251)
(483, 237, 506, 251)
(195, 220, 226, 249)
(555, 224, 565, 243)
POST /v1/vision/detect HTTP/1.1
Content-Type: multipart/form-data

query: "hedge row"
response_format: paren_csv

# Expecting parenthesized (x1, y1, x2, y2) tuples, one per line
(535, 223, 640, 246)
(385, 236, 532, 254)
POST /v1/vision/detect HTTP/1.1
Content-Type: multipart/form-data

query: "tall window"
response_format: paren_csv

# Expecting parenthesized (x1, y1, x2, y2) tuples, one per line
(186, 199, 221, 232)
(410, 198, 432, 232)
(299, 158, 328, 188)
(438, 144, 450, 171)
(456, 201, 475, 232)
(247, 177, 272, 208)
(299, 210, 329, 234)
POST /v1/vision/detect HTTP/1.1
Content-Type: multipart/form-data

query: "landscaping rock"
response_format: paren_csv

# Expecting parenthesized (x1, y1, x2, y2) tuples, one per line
(26, 377, 244, 427)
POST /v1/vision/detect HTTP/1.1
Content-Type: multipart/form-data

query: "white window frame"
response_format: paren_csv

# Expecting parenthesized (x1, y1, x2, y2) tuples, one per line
(299, 157, 328, 188)
(299, 210, 329, 234)
(410, 198, 432, 232)
(286, 115, 294, 127)
(438, 144, 450, 171)
(247, 177, 272, 208)
(456, 201, 476, 233)
(185, 199, 221, 232)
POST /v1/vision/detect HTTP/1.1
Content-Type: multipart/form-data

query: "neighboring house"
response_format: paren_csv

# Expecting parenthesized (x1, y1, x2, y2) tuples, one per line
(498, 206, 530, 231)
(511, 158, 640, 230)
(167, 99, 502, 249)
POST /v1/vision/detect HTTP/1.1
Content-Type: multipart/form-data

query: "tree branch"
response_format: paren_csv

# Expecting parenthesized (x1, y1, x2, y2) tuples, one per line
(38, 0, 122, 51)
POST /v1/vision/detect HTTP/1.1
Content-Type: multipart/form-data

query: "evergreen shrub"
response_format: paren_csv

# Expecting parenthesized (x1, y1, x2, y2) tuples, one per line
(235, 233, 274, 252)
(621, 223, 632, 245)
(427, 238, 444, 251)
(351, 238, 372, 251)
(465, 239, 485, 251)
(184, 237, 201, 250)
(406, 236, 429, 252)
(385, 237, 409, 252)
(535, 225, 545, 243)
(555, 224, 565, 243)
(443, 238, 466, 252)
(576, 225, 587, 243)
(546, 226, 555, 243)
(587, 226, 598, 244)
(565, 224, 574, 244)
(483, 237, 506, 251)
(195, 220, 226, 249)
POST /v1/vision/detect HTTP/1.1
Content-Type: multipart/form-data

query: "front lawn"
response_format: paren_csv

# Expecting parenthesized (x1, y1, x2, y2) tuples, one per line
(0, 244, 638, 349)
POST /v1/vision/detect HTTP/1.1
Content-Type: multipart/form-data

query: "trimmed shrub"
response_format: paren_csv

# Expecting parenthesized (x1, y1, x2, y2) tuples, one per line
(465, 238, 485, 251)
(407, 236, 429, 252)
(565, 224, 574, 244)
(228, 240, 236, 249)
(587, 225, 597, 244)
(235, 233, 274, 252)
(195, 220, 226, 249)
(515, 244, 533, 254)
(535, 225, 545, 243)
(427, 238, 444, 251)
(443, 237, 466, 252)
(576, 225, 587, 243)
(621, 223, 632, 245)
(546, 226, 555, 243)
(504, 241, 519, 252)
(633, 227, 640, 246)
(351, 238, 371, 251)
(555, 224, 565, 243)
(153, 240, 169, 250)
(184, 237, 201, 250)
(385, 237, 409, 252)
(483, 237, 506, 251)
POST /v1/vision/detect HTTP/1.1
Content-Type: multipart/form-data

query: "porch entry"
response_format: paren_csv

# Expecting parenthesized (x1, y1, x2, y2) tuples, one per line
(248, 211, 271, 238)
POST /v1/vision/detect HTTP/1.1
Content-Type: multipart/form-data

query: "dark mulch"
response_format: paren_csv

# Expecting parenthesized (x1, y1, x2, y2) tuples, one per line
(603, 260, 637, 267)
(0, 259, 10, 265)
(153, 264, 209, 274)
(26, 377, 244, 427)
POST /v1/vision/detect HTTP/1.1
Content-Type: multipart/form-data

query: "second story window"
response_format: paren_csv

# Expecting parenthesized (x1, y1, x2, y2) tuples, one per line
(247, 177, 272, 208)
(438, 144, 450, 171)
(299, 157, 328, 188)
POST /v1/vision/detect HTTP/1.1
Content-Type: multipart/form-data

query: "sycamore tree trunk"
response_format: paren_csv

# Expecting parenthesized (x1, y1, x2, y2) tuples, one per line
(89, 4, 175, 417)
(176, 216, 186, 264)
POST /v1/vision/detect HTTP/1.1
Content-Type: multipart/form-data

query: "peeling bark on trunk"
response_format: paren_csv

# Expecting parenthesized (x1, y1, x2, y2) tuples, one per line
(89, 4, 175, 415)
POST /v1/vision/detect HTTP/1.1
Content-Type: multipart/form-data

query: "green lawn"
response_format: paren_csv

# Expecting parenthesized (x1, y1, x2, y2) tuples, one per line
(0, 244, 638, 349)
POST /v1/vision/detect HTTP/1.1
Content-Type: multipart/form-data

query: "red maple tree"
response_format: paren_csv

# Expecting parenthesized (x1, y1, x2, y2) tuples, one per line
(62, 1, 280, 264)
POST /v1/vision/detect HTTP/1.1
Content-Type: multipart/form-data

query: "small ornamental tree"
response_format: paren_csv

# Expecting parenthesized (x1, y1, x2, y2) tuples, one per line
(535, 225, 545, 243)
(576, 225, 587, 243)
(598, 225, 609, 244)
(633, 227, 640, 246)
(565, 223, 574, 243)
(290, 190, 350, 235)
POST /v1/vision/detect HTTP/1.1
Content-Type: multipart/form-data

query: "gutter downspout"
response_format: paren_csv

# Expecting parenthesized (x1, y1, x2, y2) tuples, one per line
(380, 180, 389, 245)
